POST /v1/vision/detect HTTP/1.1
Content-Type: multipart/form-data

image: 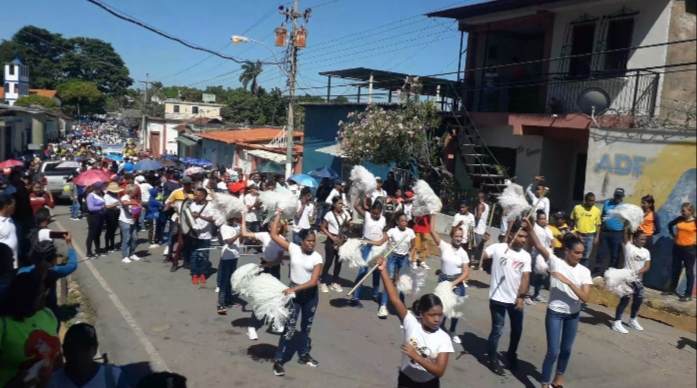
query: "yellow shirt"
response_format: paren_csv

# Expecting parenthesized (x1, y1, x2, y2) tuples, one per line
(571, 205, 601, 234)
(548, 223, 568, 248)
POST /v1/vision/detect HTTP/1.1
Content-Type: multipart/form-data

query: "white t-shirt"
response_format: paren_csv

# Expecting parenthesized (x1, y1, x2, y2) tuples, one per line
(38, 228, 52, 242)
(139, 183, 153, 203)
(325, 188, 342, 204)
(255, 232, 285, 263)
(401, 203, 413, 221)
(220, 223, 241, 260)
(190, 202, 215, 240)
(452, 213, 476, 243)
(622, 241, 651, 280)
(547, 254, 593, 314)
(363, 215, 386, 241)
(323, 210, 348, 235)
(217, 181, 228, 191)
(293, 201, 314, 232)
(104, 194, 120, 207)
(475, 202, 490, 235)
(0, 216, 18, 268)
(387, 227, 416, 256)
(118, 194, 134, 224)
(48, 364, 123, 388)
(400, 312, 454, 383)
(439, 240, 470, 276)
(244, 193, 259, 222)
(370, 189, 388, 203)
(532, 224, 554, 257)
(485, 243, 532, 304)
(288, 242, 323, 285)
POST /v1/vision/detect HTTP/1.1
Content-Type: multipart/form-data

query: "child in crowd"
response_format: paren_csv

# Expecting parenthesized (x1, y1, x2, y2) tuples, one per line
(146, 187, 165, 248)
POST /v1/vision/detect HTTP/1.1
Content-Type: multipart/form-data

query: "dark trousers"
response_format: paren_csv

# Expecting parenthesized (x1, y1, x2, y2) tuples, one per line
(671, 245, 696, 297)
(85, 213, 104, 256)
(398, 371, 439, 388)
(487, 300, 524, 360)
(615, 282, 644, 320)
(594, 230, 623, 273)
(217, 259, 238, 305)
(145, 219, 157, 244)
(321, 239, 342, 284)
(104, 209, 119, 251)
(275, 285, 318, 362)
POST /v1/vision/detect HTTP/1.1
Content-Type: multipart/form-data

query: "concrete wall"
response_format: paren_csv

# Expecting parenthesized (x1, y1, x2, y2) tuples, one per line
(164, 101, 222, 120)
(476, 125, 543, 185)
(539, 136, 589, 211)
(584, 126, 697, 289)
(201, 139, 235, 167)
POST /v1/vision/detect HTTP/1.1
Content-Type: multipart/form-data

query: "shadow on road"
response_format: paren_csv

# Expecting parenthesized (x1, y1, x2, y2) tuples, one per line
(247, 343, 278, 363)
(232, 317, 252, 328)
(579, 306, 613, 328)
(466, 279, 490, 289)
(329, 298, 352, 308)
(677, 336, 696, 350)
(120, 361, 155, 386)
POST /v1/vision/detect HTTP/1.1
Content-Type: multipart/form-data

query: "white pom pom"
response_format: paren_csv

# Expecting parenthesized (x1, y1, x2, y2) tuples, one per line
(608, 203, 644, 232)
(231, 263, 262, 296)
(259, 188, 298, 224)
(366, 244, 386, 266)
(535, 254, 550, 275)
(411, 180, 442, 217)
(396, 265, 427, 296)
(338, 238, 367, 268)
(433, 281, 465, 319)
(498, 181, 531, 219)
(604, 268, 639, 297)
(350, 166, 377, 195)
(212, 193, 246, 219)
(247, 273, 295, 332)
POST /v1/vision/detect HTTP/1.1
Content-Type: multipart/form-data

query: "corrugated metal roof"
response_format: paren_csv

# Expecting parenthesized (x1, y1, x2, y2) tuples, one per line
(299, 102, 400, 107)
(198, 128, 303, 144)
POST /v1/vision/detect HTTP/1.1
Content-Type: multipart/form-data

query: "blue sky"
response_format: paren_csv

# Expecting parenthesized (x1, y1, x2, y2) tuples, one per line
(1, 0, 471, 98)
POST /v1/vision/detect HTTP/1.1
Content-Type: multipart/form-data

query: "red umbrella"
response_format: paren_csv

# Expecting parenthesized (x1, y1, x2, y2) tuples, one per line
(74, 170, 111, 186)
(0, 159, 24, 168)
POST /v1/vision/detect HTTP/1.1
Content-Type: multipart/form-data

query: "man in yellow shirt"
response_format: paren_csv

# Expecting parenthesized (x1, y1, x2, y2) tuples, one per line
(570, 192, 602, 267)
(163, 176, 194, 272)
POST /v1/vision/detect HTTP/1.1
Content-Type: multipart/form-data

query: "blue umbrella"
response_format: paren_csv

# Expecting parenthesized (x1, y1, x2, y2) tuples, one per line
(163, 154, 179, 161)
(135, 159, 163, 171)
(106, 154, 123, 162)
(182, 157, 196, 165)
(308, 167, 339, 179)
(289, 173, 319, 188)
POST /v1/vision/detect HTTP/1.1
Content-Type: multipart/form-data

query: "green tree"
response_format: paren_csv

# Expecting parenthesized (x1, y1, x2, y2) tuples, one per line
(60, 37, 133, 96)
(0, 26, 65, 89)
(332, 96, 350, 103)
(239, 60, 264, 94)
(14, 94, 59, 110)
(57, 80, 103, 116)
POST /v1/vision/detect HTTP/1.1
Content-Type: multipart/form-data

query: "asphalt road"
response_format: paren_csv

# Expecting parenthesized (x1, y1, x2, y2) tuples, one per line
(50, 204, 697, 388)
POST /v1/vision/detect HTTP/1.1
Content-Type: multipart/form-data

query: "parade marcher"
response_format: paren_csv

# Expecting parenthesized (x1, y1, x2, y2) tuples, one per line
(293, 188, 314, 245)
(526, 177, 550, 218)
(216, 212, 241, 314)
(668, 203, 697, 302)
(428, 213, 468, 342)
(350, 197, 387, 308)
(479, 224, 532, 375)
(376, 256, 454, 388)
(268, 211, 323, 377)
(188, 188, 215, 284)
(526, 220, 591, 388)
(569, 192, 601, 267)
(119, 184, 141, 263)
(527, 210, 553, 305)
(319, 196, 349, 293)
(376, 212, 416, 319)
(593, 188, 625, 278)
(613, 228, 651, 333)
(474, 191, 490, 246)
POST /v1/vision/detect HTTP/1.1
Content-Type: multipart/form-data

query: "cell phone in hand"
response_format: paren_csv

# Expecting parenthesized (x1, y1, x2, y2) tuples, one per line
(49, 230, 69, 239)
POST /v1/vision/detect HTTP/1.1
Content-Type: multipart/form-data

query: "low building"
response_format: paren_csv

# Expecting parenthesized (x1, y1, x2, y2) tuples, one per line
(163, 99, 223, 121)
(0, 104, 64, 159)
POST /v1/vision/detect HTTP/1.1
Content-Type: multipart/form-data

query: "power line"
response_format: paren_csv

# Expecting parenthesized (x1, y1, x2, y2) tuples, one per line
(385, 21, 457, 70)
(85, 0, 285, 66)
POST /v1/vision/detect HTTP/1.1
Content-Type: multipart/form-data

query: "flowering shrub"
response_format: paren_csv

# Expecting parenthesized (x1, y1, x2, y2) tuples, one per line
(337, 77, 447, 176)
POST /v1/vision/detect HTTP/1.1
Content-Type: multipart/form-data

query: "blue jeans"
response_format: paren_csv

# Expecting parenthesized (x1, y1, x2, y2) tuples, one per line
(315, 203, 330, 227)
(70, 200, 81, 218)
(190, 238, 211, 276)
(580, 234, 595, 267)
(438, 274, 466, 335)
(217, 259, 238, 305)
(352, 244, 381, 300)
(531, 273, 545, 299)
(615, 282, 644, 320)
(542, 309, 580, 384)
(276, 285, 318, 362)
(380, 253, 409, 307)
(119, 221, 138, 258)
(488, 300, 524, 360)
(594, 230, 623, 273)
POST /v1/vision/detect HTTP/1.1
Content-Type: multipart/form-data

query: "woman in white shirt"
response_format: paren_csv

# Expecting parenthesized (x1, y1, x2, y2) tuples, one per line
(269, 211, 323, 377)
(377, 212, 416, 319)
(528, 210, 554, 305)
(376, 256, 454, 387)
(429, 214, 470, 344)
(319, 196, 349, 293)
(527, 220, 591, 388)
(349, 198, 387, 308)
(613, 229, 651, 334)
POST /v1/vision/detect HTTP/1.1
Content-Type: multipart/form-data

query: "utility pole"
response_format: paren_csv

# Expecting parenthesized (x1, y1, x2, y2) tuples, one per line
(280, 0, 310, 178)
(139, 73, 151, 151)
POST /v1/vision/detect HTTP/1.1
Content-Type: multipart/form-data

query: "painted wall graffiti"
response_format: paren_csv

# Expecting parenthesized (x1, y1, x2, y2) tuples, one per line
(585, 127, 697, 290)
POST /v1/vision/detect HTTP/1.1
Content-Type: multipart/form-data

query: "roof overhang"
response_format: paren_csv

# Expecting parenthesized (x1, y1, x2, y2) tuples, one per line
(426, 0, 564, 20)
(246, 149, 286, 164)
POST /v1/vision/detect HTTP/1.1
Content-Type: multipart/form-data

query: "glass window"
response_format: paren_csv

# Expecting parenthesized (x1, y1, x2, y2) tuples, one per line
(173, 105, 180, 113)
(192, 106, 199, 114)
(8, 65, 14, 76)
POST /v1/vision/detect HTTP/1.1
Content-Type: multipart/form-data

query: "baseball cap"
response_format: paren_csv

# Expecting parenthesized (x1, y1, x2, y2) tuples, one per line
(181, 176, 193, 184)
(614, 188, 625, 197)
(405, 191, 414, 198)
(375, 177, 383, 182)
(333, 179, 342, 186)
(135, 176, 145, 183)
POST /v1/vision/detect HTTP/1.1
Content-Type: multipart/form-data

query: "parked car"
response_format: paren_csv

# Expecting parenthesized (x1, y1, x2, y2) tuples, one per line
(40, 161, 78, 197)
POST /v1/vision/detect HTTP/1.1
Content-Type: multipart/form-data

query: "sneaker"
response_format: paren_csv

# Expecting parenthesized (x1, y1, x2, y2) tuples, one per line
(247, 327, 258, 340)
(420, 262, 431, 270)
(628, 318, 644, 331)
(192, 276, 199, 285)
(271, 325, 285, 334)
(121, 257, 132, 264)
(320, 283, 329, 293)
(297, 353, 319, 367)
(507, 352, 519, 371)
(86, 254, 97, 260)
(149, 244, 159, 248)
(330, 283, 343, 292)
(612, 320, 628, 334)
(170, 262, 178, 272)
(377, 306, 388, 318)
(679, 296, 693, 302)
(199, 274, 207, 284)
(217, 304, 228, 315)
(130, 255, 141, 261)
(215, 287, 220, 293)
(489, 359, 505, 376)
(163, 246, 170, 255)
(411, 261, 418, 270)
(273, 361, 285, 376)
(349, 299, 364, 308)
(533, 295, 546, 303)
(524, 297, 536, 306)
(452, 335, 462, 344)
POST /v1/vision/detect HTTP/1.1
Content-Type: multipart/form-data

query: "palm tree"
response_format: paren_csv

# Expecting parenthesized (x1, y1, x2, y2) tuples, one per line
(239, 60, 263, 94)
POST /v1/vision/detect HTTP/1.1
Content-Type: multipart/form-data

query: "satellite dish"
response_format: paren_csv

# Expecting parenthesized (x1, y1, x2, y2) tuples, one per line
(577, 87, 611, 115)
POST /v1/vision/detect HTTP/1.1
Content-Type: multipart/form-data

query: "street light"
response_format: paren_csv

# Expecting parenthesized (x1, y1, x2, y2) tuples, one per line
(230, 35, 287, 76)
